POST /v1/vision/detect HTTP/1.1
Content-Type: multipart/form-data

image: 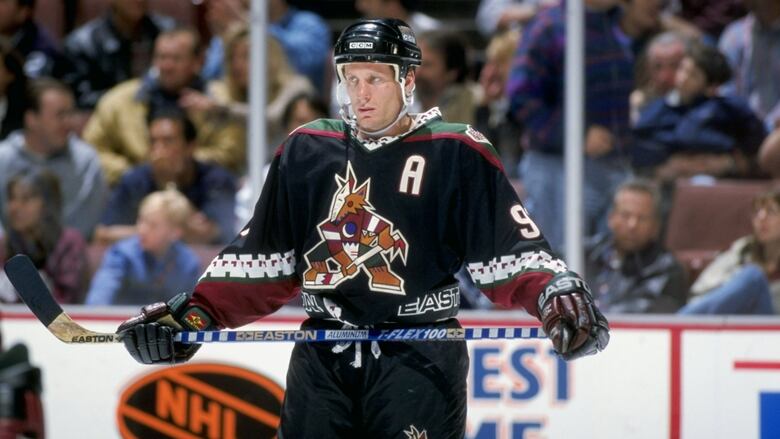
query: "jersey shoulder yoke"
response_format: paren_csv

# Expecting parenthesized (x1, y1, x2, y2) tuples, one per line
(292, 118, 346, 138)
(410, 119, 501, 168)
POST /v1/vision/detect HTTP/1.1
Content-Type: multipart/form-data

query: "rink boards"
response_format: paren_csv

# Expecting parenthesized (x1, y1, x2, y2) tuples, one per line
(1, 306, 779, 439)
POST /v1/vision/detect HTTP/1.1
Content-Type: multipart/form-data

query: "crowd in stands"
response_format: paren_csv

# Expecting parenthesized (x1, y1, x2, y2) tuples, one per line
(0, 0, 777, 316)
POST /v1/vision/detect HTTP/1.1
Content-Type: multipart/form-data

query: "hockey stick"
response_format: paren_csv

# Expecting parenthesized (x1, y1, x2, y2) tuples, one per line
(4, 254, 545, 344)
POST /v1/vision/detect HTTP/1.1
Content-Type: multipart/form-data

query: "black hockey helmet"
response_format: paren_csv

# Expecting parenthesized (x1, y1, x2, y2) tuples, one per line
(334, 18, 422, 81)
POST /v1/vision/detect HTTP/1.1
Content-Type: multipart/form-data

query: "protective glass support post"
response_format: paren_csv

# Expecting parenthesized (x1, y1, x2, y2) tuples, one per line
(247, 0, 268, 207)
(564, 0, 585, 273)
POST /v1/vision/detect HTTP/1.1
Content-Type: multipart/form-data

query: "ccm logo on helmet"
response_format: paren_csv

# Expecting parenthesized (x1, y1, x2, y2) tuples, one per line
(349, 41, 374, 49)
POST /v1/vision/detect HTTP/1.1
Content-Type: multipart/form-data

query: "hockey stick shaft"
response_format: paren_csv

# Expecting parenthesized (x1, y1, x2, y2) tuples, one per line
(4, 254, 545, 344)
(174, 327, 546, 343)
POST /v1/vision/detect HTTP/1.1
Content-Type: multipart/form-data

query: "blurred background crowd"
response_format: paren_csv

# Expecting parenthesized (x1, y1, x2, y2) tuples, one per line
(0, 0, 777, 316)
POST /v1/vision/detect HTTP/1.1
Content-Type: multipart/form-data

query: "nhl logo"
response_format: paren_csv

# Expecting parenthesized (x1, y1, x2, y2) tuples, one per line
(117, 363, 284, 439)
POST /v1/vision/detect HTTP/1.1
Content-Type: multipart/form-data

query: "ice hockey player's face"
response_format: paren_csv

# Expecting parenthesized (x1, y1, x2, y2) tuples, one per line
(343, 63, 404, 134)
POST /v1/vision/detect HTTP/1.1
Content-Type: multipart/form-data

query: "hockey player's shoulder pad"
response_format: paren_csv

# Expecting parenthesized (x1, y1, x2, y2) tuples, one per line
(424, 119, 502, 169)
(424, 119, 493, 146)
(289, 118, 345, 138)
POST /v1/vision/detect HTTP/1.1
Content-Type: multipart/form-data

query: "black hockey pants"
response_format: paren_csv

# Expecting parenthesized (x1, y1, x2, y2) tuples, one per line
(278, 318, 468, 438)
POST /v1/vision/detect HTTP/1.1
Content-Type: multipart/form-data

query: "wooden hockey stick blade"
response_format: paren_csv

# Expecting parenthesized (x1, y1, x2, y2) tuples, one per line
(4, 254, 121, 343)
(5, 255, 546, 345)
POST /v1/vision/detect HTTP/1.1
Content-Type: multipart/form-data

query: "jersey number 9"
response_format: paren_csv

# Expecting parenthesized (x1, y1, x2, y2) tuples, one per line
(510, 205, 541, 240)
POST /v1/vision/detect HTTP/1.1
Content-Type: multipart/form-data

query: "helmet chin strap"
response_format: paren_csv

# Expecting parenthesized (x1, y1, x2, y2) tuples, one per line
(337, 64, 415, 139)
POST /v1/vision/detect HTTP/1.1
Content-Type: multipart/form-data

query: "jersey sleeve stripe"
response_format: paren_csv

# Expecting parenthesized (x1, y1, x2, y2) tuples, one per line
(480, 272, 553, 319)
(191, 278, 300, 328)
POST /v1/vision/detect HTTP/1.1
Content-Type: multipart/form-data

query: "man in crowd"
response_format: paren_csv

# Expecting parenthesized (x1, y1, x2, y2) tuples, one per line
(585, 179, 688, 313)
(63, 0, 176, 110)
(0, 0, 69, 78)
(83, 27, 244, 184)
(0, 78, 106, 240)
(94, 107, 236, 246)
(269, 0, 331, 92)
(507, 0, 665, 251)
(415, 30, 477, 124)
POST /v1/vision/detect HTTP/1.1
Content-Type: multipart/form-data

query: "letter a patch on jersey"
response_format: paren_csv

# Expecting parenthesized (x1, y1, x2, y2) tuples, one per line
(303, 162, 409, 295)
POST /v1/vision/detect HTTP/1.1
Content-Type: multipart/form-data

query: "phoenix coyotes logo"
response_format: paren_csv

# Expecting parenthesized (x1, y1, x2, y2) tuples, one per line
(303, 162, 409, 294)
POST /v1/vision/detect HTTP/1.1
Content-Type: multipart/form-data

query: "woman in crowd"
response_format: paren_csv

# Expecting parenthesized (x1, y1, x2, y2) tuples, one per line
(680, 187, 780, 314)
(281, 92, 328, 135)
(0, 169, 88, 303)
(179, 24, 314, 151)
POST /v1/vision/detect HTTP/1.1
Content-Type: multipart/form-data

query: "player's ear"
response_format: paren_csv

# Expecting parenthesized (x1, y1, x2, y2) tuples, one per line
(404, 68, 416, 94)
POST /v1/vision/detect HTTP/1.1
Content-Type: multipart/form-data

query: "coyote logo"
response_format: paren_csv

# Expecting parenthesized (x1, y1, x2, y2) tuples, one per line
(303, 162, 409, 294)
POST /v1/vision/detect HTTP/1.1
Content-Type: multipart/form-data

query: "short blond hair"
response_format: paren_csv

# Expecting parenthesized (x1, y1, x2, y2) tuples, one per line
(138, 189, 193, 229)
(485, 29, 520, 65)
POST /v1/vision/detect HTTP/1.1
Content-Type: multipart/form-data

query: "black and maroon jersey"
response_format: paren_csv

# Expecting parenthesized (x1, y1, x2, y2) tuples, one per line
(190, 108, 569, 328)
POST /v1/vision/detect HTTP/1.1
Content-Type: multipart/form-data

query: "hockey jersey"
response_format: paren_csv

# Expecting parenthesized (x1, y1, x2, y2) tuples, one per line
(190, 108, 569, 328)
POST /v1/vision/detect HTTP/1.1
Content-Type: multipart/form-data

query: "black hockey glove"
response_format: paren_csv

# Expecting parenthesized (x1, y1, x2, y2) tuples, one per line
(538, 271, 610, 361)
(117, 292, 215, 365)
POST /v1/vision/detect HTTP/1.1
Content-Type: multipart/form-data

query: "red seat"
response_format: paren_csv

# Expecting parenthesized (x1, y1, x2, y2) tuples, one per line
(664, 178, 771, 284)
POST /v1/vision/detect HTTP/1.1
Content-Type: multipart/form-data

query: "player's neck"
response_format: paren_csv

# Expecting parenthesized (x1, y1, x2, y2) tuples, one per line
(358, 114, 413, 140)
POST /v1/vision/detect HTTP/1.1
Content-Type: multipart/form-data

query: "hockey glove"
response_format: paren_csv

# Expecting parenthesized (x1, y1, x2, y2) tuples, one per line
(117, 292, 215, 365)
(538, 271, 610, 361)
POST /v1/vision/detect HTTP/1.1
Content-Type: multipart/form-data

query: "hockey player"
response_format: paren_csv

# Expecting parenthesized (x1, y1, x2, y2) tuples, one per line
(118, 18, 610, 438)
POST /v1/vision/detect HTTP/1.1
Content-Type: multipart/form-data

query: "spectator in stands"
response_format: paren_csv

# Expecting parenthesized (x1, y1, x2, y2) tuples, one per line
(83, 27, 245, 183)
(0, 169, 88, 304)
(0, 0, 69, 78)
(201, 0, 248, 81)
(282, 93, 328, 136)
(672, 0, 746, 41)
(62, 0, 176, 110)
(180, 25, 314, 152)
(679, 187, 780, 315)
(507, 0, 663, 251)
(269, 0, 331, 92)
(0, 38, 27, 140)
(85, 189, 201, 305)
(476, 0, 555, 37)
(474, 29, 523, 175)
(234, 91, 329, 233)
(585, 179, 688, 313)
(416, 30, 477, 125)
(632, 42, 766, 182)
(630, 31, 689, 124)
(356, 0, 442, 33)
(94, 107, 236, 246)
(0, 78, 107, 239)
(622, 0, 672, 51)
(719, 0, 780, 129)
